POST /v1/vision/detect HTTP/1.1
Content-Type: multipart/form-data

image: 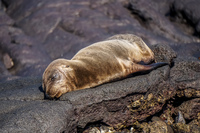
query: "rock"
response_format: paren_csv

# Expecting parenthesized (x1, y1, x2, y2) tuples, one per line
(0, 10, 14, 25)
(171, 0, 200, 36)
(0, 24, 51, 77)
(4, 0, 199, 61)
(172, 119, 200, 133)
(0, 43, 172, 132)
(0, 0, 199, 76)
(169, 43, 200, 59)
(128, 0, 196, 43)
(3, 53, 14, 69)
(0, 0, 200, 132)
(170, 55, 200, 89)
(178, 98, 200, 121)
(127, 117, 174, 133)
(147, 116, 174, 133)
(0, 77, 76, 133)
(175, 111, 186, 124)
(151, 43, 177, 65)
(0, 60, 11, 80)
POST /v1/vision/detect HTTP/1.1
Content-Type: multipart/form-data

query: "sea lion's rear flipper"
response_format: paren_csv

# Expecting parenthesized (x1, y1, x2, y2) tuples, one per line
(148, 62, 168, 70)
(132, 62, 168, 73)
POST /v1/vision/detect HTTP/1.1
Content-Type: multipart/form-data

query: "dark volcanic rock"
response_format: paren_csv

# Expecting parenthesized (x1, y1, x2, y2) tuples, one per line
(0, 77, 76, 133)
(170, 56, 200, 89)
(178, 98, 200, 120)
(152, 43, 177, 65)
(0, 10, 14, 25)
(4, 0, 199, 61)
(0, 44, 173, 132)
(0, 0, 200, 133)
(143, 116, 174, 133)
(169, 43, 200, 59)
(1, 0, 200, 77)
(0, 24, 51, 77)
(171, 0, 200, 36)
(128, 0, 195, 43)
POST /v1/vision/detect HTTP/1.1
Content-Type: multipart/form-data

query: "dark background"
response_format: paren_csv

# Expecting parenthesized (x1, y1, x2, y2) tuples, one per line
(0, 0, 200, 81)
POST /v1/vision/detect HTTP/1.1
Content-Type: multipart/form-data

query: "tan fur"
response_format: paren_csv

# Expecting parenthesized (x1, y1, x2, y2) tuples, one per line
(42, 34, 155, 98)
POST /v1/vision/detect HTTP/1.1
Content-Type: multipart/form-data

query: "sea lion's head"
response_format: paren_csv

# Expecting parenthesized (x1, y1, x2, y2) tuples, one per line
(42, 59, 74, 99)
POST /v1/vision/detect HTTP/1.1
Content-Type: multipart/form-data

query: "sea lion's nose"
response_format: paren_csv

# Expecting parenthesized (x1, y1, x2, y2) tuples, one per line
(44, 93, 53, 100)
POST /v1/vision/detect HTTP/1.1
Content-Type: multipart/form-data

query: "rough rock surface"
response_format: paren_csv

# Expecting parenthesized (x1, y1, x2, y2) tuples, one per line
(0, 0, 200, 133)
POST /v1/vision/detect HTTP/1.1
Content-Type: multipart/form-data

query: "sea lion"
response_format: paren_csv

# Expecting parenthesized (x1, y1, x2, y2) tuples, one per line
(42, 34, 167, 98)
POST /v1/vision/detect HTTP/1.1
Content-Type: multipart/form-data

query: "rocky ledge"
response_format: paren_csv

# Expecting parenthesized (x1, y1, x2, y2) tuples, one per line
(0, 0, 200, 133)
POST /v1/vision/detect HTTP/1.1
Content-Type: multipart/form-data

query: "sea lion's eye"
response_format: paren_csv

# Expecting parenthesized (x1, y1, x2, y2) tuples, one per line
(50, 73, 58, 81)
(51, 76, 55, 81)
